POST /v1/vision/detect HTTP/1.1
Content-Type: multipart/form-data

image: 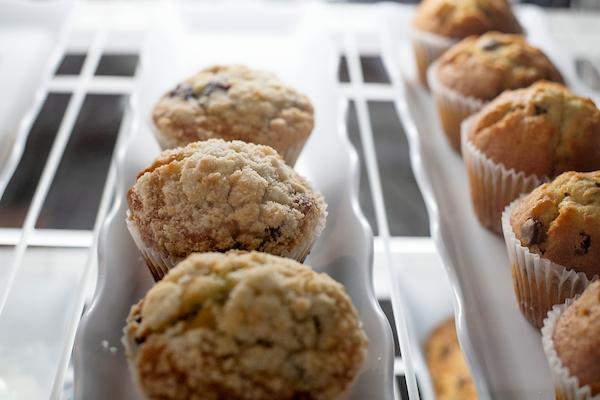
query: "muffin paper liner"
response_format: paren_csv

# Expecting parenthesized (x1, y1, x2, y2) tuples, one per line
(461, 115, 547, 234)
(501, 199, 596, 328)
(542, 299, 600, 400)
(126, 213, 320, 282)
(427, 63, 487, 153)
(150, 114, 305, 166)
(126, 215, 182, 281)
(409, 27, 457, 87)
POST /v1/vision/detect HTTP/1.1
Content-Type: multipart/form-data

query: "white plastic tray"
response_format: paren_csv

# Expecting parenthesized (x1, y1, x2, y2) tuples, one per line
(382, 4, 600, 399)
(73, 4, 395, 399)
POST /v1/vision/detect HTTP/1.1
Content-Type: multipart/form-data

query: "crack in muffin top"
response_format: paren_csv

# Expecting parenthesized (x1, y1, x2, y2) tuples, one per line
(127, 139, 326, 258)
(152, 65, 314, 162)
(412, 0, 522, 38)
(435, 32, 563, 100)
(467, 81, 600, 177)
(510, 171, 600, 277)
(123, 251, 368, 400)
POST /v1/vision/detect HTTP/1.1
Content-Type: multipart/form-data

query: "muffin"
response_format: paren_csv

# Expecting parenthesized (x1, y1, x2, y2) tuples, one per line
(123, 251, 368, 400)
(425, 318, 478, 400)
(542, 281, 600, 400)
(428, 32, 563, 152)
(126, 139, 327, 280)
(411, 0, 522, 86)
(502, 171, 600, 328)
(463, 81, 600, 233)
(152, 65, 314, 165)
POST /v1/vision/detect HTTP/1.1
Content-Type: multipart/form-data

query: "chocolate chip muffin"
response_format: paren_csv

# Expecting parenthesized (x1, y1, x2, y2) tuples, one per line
(152, 65, 314, 165)
(502, 171, 600, 328)
(425, 318, 478, 400)
(429, 32, 563, 152)
(543, 281, 600, 399)
(126, 139, 326, 280)
(411, 0, 522, 86)
(123, 251, 368, 400)
(463, 81, 600, 233)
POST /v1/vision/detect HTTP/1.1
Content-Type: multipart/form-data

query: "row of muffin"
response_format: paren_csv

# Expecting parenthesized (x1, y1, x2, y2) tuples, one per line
(412, 1, 600, 398)
(121, 66, 368, 399)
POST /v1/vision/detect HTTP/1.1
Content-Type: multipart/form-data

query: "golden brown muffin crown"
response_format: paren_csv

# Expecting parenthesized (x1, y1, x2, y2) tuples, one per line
(127, 139, 326, 259)
(123, 251, 368, 400)
(467, 81, 600, 177)
(553, 281, 600, 395)
(510, 171, 600, 278)
(412, 0, 522, 38)
(435, 32, 563, 100)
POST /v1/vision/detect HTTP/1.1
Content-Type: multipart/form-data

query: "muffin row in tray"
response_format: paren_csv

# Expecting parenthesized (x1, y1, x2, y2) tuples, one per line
(410, 1, 600, 398)
(121, 65, 368, 399)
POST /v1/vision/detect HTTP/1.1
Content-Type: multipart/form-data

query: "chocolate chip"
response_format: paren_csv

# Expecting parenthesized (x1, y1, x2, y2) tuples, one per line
(313, 316, 322, 335)
(481, 39, 502, 51)
(534, 104, 548, 115)
(521, 218, 545, 246)
(168, 83, 196, 100)
(575, 233, 591, 255)
(267, 227, 281, 242)
(257, 339, 273, 348)
(595, 182, 600, 188)
(201, 81, 231, 97)
(564, 192, 570, 198)
(134, 316, 142, 323)
(134, 336, 146, 345)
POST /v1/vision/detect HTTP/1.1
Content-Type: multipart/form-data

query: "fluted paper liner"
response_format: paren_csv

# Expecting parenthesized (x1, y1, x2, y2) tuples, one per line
(462, 115, 547, 233)
(127, 213, 318, 282)
(428, 63, 487, 153)
(409, 27, 457, 87)
(501, 199, 595, 328)
(542, 299, 600, 400)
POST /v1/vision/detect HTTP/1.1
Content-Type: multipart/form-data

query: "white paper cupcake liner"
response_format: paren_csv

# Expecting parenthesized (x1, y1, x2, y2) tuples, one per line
(542, 299, 600, 400)
(427, 63, 487, 153)
(461, 115, 547, 234)
(409, 26, 457, 87)
(126, 215, 182, 281)
(127, 211, 320, 281)
(501, 199, 596, 328)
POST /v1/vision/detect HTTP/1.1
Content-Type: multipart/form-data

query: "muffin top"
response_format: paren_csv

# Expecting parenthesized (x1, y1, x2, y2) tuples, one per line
(467, 82, 600, 177)
(425, 318, 477, 400)
(412, 0, 522, 38)
(152, 65, 314, 160)
(553, 281, 600, 395)
(434, 32, 563, 100)
(510, 171, 600, 278)
(123, 251, 368, 400)
(127, 139, 326, 259)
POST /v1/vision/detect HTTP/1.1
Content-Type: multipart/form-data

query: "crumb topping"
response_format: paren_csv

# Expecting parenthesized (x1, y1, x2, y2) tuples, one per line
(123, 252, 368, 400)
(127, 139, 326, 259)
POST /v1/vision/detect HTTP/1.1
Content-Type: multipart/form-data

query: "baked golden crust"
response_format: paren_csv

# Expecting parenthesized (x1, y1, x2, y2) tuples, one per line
(123, 251, 368, 400)
(435, 33, 563, 100)
(510, 171, 600, 278)
(467, 81, 600, 177)
(127, 139, 326, 259)
(152, 65, 314, 165)
(553, 281, 600, 395)
(412, 0, 521, 38)
(425, 318, 477, 400)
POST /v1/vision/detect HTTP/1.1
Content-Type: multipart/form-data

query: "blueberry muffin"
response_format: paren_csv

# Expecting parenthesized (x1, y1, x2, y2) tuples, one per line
(543, 281, 600, 399)
(126, 139, 326, 280)
(425, 318, 477, 400)
(123, 251, 368, 400)
(152, 65, 314, 165)
(503, 171, 600, 328)
(463, 81, 600, 233)
(411, 0, 522, 86)
(429, 32, 563, 152)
